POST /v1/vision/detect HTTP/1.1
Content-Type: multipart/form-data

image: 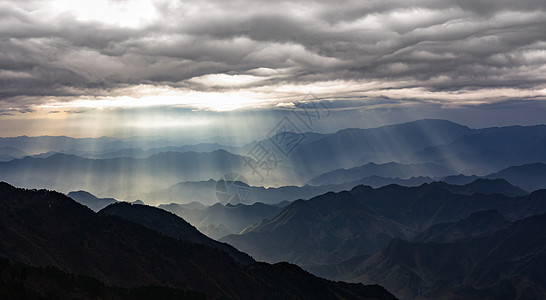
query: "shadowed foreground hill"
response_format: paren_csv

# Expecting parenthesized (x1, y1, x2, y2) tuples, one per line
(347, 212, 546, 300)
(99, 202, 255, 265)
(0, 182, 396, 300)
(0, 256, 208, 300)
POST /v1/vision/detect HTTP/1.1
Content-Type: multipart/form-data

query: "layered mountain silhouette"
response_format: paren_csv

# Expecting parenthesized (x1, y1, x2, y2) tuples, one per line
(333, 212, 546, 300)
(135, 179, 360, 206)
(412, 124, 546, 174)
(0, 146, 25, 162)
(0, 135, 205, 156)
(68, 190, 118, 211)
(0, 256, 208, 299)
(221, 179, 546, 266)
(0, 150, 247, 198)
(0, 182, 396, 299)
(486, 163, 546, 192)
(424, 178, 528, 197)
(309, 162, 541, 194)
(284, 119, 471, 175)
(99, 202, 255, 264)
(2, 118, 546, 300)
(411, 209, 512, 243)
(159, 201, 285, 239)
(307, 162, 454, 186)
(2, 119, 545, 199)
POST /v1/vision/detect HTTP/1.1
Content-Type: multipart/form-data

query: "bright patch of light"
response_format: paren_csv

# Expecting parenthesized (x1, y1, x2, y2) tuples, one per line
(48, 0, 157, 28)
(36, 85, 278, 111)
(0, 70, 34, 79)
(189, 74, 265, 87)
(33, 80, 546, 114)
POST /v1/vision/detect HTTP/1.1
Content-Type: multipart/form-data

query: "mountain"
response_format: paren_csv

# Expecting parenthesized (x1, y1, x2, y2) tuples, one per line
(0, 135, 196, 156)
(343, 213, 546, 300)
(0, 146, 26, 162)
(67, 190, 118, 212)
(33, 142, 240, 160)
(161, 178, 522, 241)
(0, 146, 26, 158)
(428, 178, 528, 197)
(0, 150, 248, 198)
(412, 209, 512, 243)
(222, 190, 409, 265)
(87, 143, 238, 159)
(486, 163, 546, 192)
(355, 176, 435, 189)
(0, 182, 396, 299)
(442, 174, 481, 185)
(284, 119, 471, 175)
(3, 120, 545, 192)
(0, 256, 208, 299)
(134, 178, 360, 206)
(0, 154, 16, 162)
(129, 180, 219, 206)
(411, 125, 546, 174)
(159, 201, 285, 239)
(99, 202, 255, 265)
(308, 162, 454, 186)
(221, 180, 546, 266)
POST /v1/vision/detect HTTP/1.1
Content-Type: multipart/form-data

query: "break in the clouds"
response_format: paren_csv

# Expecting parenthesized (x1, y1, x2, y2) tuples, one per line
(1, 0, 546, 113)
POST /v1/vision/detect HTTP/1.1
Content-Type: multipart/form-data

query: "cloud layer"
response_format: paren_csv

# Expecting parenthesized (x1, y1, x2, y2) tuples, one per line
(1, 0, 545, 112)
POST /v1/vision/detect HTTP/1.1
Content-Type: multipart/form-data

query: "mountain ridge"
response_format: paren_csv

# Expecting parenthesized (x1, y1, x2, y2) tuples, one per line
(221, 179, 546, 266)
(0, 181, 397, 300)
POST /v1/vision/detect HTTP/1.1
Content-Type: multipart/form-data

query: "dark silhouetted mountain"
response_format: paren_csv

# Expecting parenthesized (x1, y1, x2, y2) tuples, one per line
(0, 182, 395, 300)
(99, 202, 255, 265)
(0, 256, 207, 300)
(275, 200, 292, 207)
(0, 150, 248, 198)
(412, 210, 512, 243)
(221, 181, 546, 266)
(442, 174, 536, 196)
(486, 163, 546, 192)
(430, 178, 528, 197)
(160, 201, 284, 239)
(342, 213, 546, 300)
(222, 190, 410, 265)
(308, 162, 454, 186)
(67, 190, 118, 212)
(411, 125, 546, 174)
(355, 176, 434, 189)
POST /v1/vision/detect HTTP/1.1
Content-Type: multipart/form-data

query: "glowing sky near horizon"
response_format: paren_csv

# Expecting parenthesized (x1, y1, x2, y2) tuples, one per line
(0, 0, 545, 136)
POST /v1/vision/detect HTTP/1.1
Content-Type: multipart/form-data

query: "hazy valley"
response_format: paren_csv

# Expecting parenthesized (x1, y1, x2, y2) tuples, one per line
(1, 119, 546, 299)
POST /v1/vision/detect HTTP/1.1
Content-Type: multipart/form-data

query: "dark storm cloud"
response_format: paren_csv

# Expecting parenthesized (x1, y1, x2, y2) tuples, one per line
(0, 0, 545, 110)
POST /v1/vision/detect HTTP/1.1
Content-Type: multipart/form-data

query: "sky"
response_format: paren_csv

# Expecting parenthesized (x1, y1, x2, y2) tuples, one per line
(0, 0, 545, 139)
